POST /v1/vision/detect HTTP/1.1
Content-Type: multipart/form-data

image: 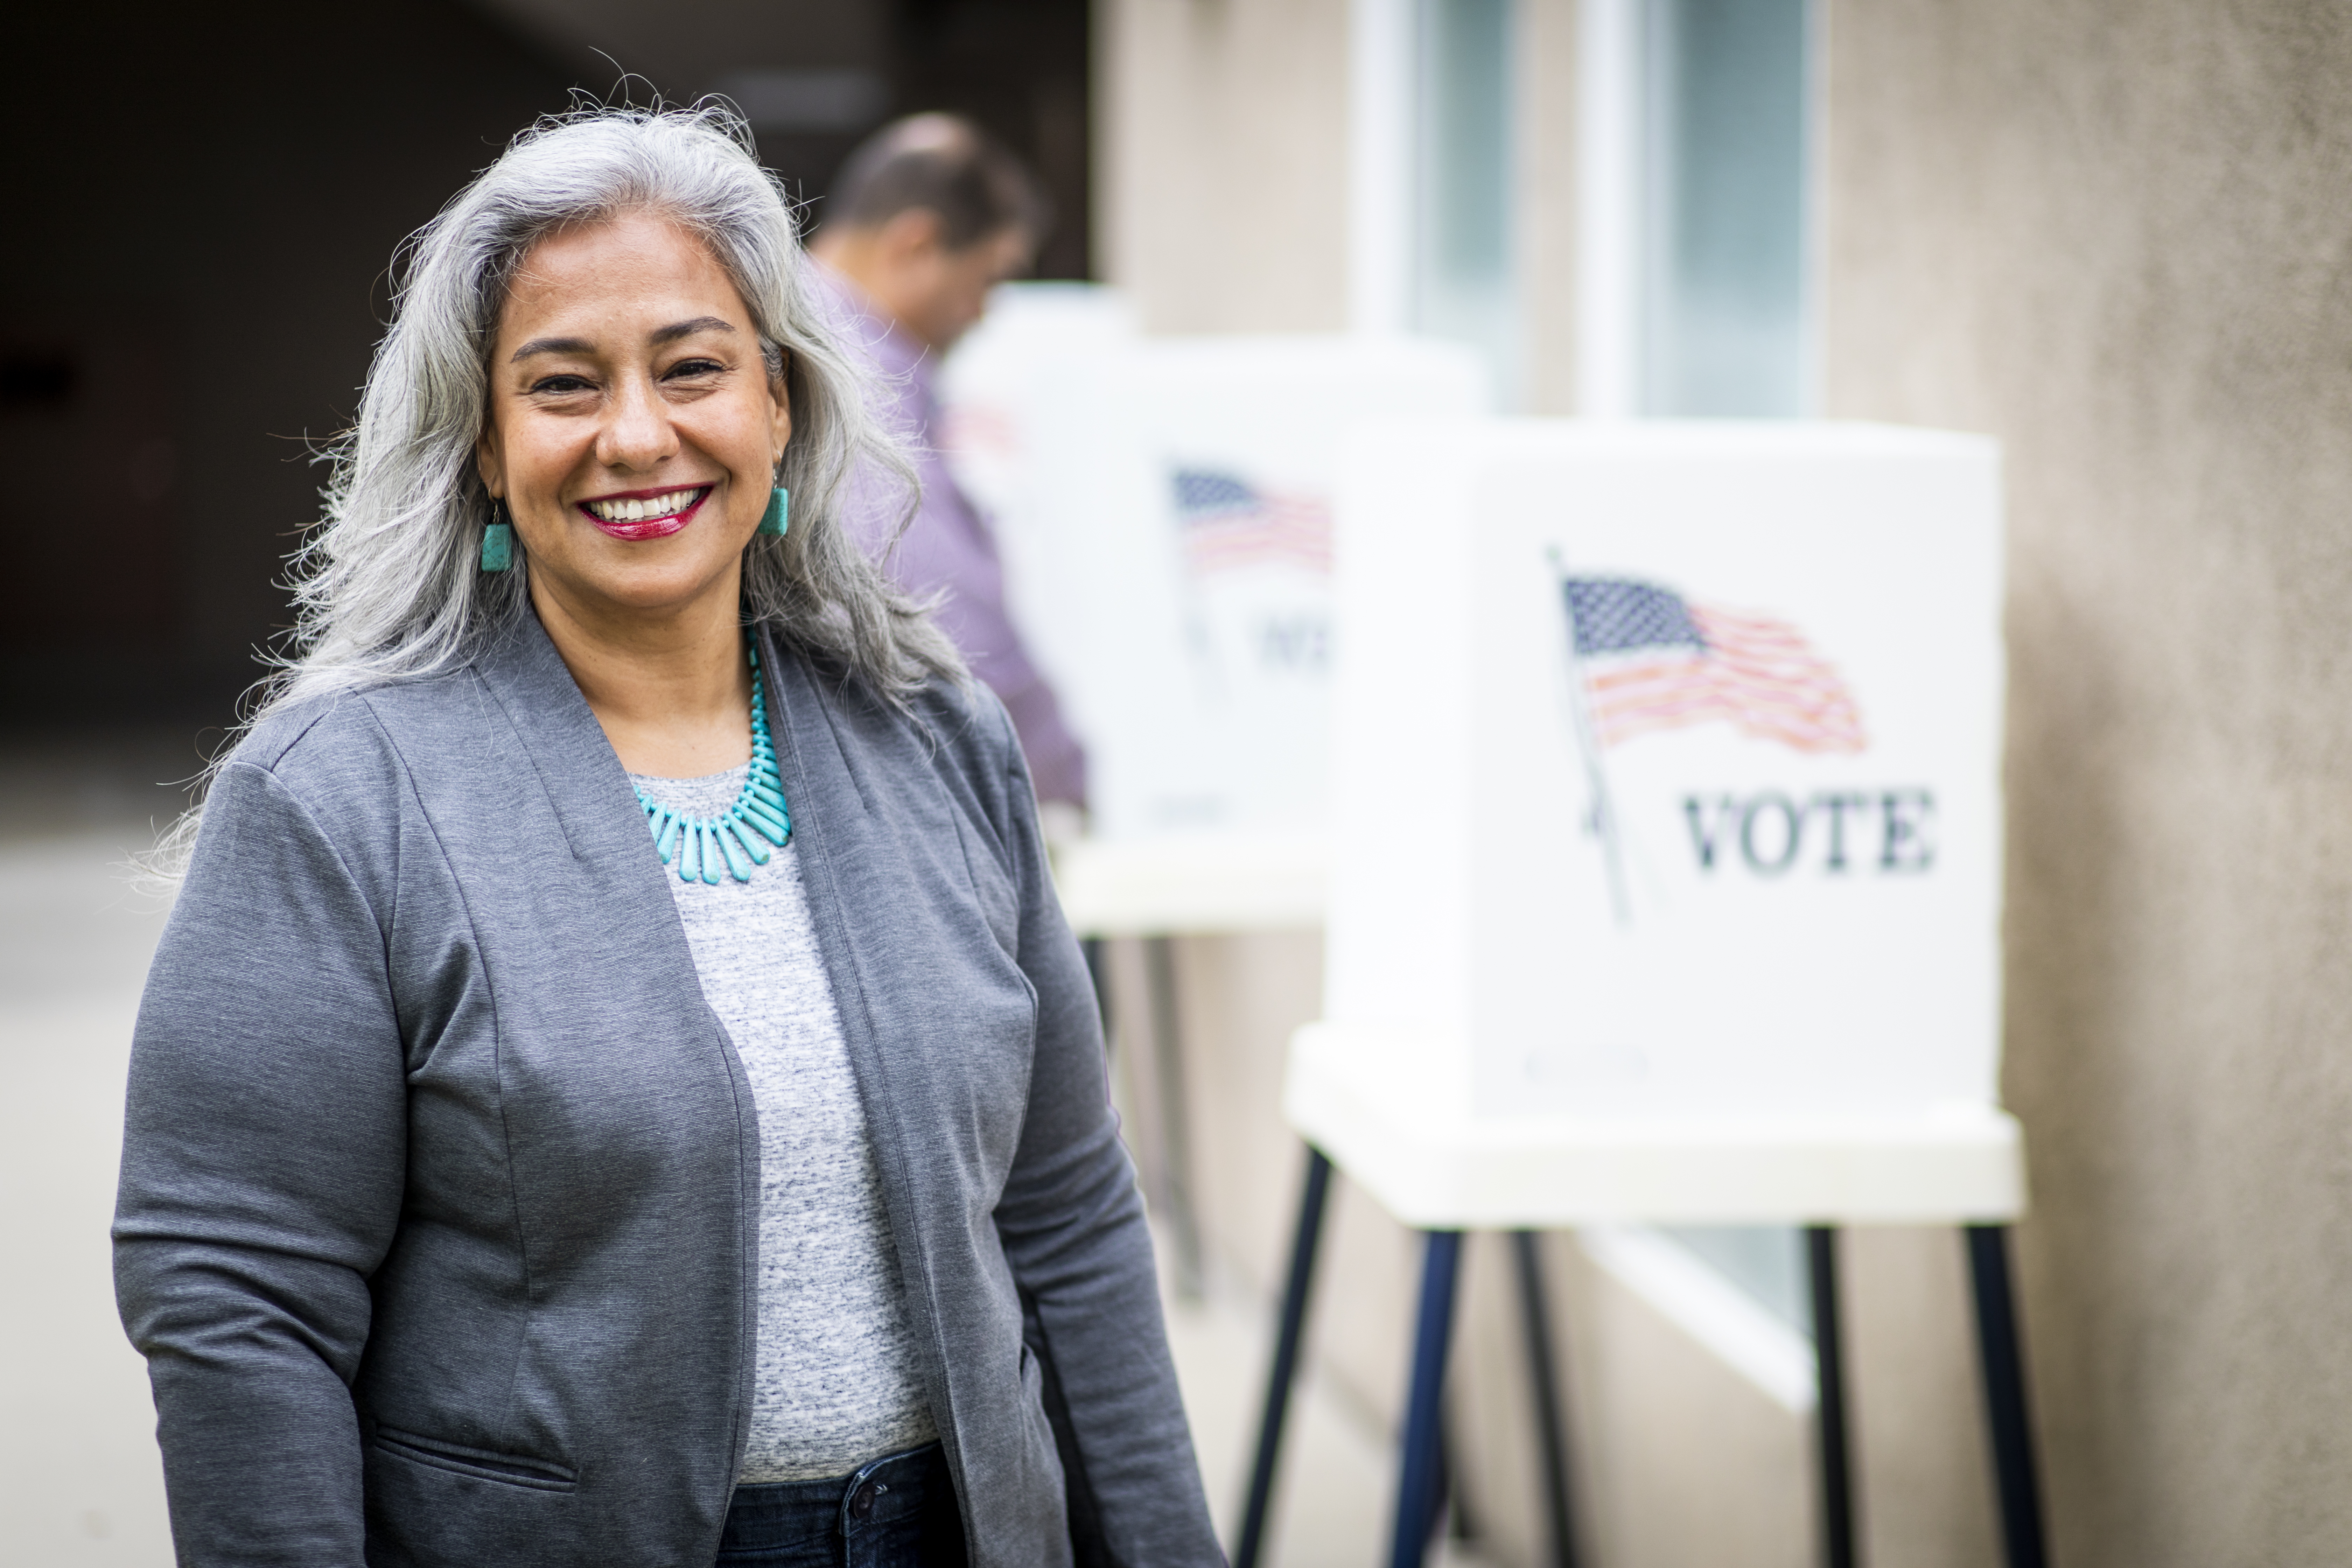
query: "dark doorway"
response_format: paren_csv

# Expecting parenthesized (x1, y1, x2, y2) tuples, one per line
(0, 0, 1090, 742)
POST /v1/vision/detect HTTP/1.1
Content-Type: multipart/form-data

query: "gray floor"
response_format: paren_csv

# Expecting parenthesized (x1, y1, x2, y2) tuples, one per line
(1, 825, 180, 1564)
(0, 740, 1458, 1568)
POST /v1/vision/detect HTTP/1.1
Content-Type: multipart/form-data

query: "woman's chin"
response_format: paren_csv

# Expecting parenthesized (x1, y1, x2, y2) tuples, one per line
(538, 547, 749, 624)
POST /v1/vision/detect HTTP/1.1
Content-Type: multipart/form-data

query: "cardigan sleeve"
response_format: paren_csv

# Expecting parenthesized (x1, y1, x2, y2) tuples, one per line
(114, 758, 408, 1566)
(984, 713, 1224, 1567)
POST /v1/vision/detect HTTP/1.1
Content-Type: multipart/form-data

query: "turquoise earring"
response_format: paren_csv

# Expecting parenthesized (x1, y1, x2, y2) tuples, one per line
(480, 503, 513, 573)
(758, 484, 790, 539)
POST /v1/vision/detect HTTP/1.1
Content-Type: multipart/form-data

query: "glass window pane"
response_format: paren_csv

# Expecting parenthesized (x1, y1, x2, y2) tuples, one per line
(1642, 0, 1811, 415)
(1415, 0, 1519, 401)
(1660, 1223, 1813, 1334)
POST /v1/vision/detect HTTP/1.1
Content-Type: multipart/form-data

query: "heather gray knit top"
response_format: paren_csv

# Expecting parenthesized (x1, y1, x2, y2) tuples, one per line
(630, 763, 938, 1482)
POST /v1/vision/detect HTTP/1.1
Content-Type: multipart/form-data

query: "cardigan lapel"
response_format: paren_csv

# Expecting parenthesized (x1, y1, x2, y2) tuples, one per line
(469, 609, 764, 1487)
(470, 614, 670, 872)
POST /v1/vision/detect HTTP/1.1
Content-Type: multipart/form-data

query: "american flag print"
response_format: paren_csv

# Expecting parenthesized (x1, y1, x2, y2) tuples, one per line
(1170, 469, 1334, 576)
(1562, 576, 1867, 754)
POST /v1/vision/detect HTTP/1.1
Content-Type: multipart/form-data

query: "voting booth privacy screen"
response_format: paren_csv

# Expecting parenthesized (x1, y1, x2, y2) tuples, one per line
(940, 288, 1488, 844)
(1324, 422, 2005, 1128)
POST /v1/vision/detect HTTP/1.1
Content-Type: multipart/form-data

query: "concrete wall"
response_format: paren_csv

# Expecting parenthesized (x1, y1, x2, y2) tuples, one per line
(1095, 0, 1353, 332)
(1821, 2, 2352, 1562)
(1514, 0, 1584, 416)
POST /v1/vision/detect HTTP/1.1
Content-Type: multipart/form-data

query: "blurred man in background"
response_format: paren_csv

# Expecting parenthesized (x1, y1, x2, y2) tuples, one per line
(812, 114, 1088, 820)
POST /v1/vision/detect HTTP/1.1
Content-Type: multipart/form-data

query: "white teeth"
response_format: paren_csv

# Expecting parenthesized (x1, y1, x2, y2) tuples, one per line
(588, 488, 701, 523)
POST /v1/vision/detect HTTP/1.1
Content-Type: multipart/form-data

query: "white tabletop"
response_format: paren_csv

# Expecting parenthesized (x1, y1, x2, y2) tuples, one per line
(1284, 1020, 2026, 1229)
(1052, 831, 1329, 937)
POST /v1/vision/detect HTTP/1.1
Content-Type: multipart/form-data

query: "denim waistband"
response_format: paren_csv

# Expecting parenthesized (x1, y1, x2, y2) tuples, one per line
(720, 1442, 952, 1554)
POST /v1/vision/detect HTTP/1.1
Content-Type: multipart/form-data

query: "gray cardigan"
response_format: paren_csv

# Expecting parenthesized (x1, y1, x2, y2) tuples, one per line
(113, 614, 1220, 1568)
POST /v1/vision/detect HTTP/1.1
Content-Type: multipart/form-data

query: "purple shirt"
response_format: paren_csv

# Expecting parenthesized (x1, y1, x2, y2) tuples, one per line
(819, 270, 1088, 808)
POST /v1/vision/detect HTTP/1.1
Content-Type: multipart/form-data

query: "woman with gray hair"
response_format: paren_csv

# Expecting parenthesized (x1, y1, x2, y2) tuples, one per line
(114, 106, 1218, 1568)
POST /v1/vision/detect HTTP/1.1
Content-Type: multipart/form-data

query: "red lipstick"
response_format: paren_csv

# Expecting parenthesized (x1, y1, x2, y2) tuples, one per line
(576, 484, 713, 542)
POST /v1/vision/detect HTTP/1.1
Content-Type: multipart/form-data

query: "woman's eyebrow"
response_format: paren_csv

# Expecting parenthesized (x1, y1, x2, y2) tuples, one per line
(652, 316, 737, 345)
(511, 335, 595, 362)
(509, 317, 735, 363)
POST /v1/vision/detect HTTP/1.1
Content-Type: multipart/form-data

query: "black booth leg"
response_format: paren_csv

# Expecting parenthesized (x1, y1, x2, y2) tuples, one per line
(1512, 1231, 1581, 1568)
(1233, 1147, 1334, 1568)
(1807, 1226, 1857, 1568)
(1141, 936, 1204, 1299)
(1388, 1230, 1466, 1568)
(1966, 1225, 2048, 1568)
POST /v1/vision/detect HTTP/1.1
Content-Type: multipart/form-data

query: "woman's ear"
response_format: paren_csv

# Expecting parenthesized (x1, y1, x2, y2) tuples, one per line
(475, 430, 505, 500)
(768, 360, 793, 457)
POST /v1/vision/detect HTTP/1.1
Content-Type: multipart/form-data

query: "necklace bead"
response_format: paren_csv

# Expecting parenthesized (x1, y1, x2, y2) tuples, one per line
(634, 642, 791, 884)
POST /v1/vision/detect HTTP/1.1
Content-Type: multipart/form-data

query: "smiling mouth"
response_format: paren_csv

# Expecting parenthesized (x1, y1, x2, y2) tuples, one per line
(578, 485, 711, 540)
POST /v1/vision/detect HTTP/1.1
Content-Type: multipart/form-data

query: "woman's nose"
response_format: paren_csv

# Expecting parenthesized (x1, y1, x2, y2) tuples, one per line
(597, 374, 678, 470)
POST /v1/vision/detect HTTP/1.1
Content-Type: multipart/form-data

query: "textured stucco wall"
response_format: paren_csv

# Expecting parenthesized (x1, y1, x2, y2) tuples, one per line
(1094, 0, 1353, 332)
(1822, 3, 2352, 1562)
(1516, 0, 1584, 414)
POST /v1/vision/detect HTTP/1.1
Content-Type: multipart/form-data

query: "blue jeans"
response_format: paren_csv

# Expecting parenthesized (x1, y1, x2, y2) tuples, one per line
(717, 1443, 967, 1567)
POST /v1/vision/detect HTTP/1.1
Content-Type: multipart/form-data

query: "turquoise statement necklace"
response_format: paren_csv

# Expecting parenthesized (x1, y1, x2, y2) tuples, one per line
(635, 643, 792, 885)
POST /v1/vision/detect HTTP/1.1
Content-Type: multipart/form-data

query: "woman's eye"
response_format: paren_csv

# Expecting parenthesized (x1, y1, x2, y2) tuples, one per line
(528, 374, 596, 395)
(666, 358, 726, 379)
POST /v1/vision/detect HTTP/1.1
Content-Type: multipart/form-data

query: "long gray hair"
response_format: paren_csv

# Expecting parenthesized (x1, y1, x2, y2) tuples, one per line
(152, 104, 959, 875)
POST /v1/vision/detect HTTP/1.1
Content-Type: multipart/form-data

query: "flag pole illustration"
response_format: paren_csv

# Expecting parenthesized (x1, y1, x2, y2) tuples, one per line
(1550, 554, 1868, 926)
(1548, 548, 1633, 928)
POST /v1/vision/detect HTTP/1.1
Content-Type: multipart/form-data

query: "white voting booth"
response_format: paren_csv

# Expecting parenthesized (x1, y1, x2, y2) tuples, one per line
(1242, 422, 2046, 1568)
(1294, 420, 2021, 1224)
(938, 291, 1487, 933)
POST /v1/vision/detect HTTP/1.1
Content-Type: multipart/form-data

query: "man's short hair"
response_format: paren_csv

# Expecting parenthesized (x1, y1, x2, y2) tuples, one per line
(823, 113, 1051, 251)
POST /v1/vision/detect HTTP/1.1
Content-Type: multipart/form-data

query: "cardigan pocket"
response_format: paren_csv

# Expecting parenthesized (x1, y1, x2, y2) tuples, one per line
(372, 1424, 580, 1493)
